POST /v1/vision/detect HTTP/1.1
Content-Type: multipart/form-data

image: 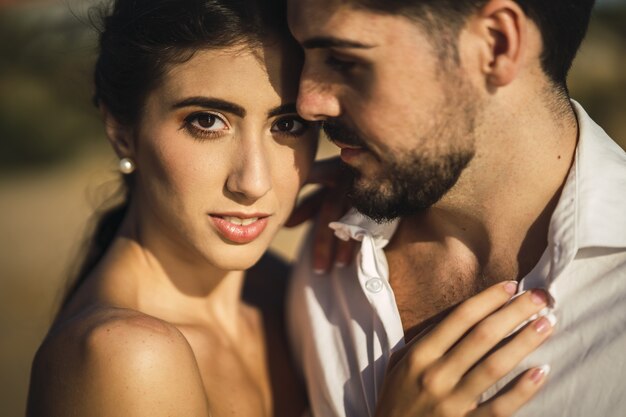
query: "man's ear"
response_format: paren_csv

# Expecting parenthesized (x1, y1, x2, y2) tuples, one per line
(100, 105, 135, 159)
(469, 0, 527, 88)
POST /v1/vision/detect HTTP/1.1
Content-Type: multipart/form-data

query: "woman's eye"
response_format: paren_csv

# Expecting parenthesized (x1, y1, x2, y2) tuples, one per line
(271, 117, 309, 136)
(187, 113, 227, 131)
(182, 112, 229, 140)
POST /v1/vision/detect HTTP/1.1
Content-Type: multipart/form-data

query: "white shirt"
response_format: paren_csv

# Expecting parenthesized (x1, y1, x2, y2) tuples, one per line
(287, 102, 626, 417)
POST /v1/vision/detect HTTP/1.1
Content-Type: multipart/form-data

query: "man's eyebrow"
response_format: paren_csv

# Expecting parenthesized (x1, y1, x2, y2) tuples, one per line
(301, 36, 375, 50)
(268, 103, 297, 118)
(172, 97, 246, 118)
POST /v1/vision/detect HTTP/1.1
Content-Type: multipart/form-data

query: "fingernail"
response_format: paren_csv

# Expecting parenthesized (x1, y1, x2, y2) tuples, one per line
(543, 311, 558, 327)
(335, 261, 347, 268)
(314, 268, 326, 275)
(503, 281, 518, 295)
(530, 365, 551, 384)
(531, 289, 548, 305)
(534, 312, 557, 333)
(537, 307, 551, 317)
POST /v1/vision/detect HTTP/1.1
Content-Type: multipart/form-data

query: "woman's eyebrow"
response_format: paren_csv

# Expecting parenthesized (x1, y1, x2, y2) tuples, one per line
(268, 103, 297, 118)
(172, 97, 246, 117)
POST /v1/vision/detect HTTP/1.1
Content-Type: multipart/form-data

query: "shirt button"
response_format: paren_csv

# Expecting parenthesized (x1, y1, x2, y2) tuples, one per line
(365, 278, 384, 293)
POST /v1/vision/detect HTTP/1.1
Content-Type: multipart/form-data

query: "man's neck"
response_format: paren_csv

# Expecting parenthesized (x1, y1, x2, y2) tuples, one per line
(438, 94, 578, 275)
(387, 95, 579, 337)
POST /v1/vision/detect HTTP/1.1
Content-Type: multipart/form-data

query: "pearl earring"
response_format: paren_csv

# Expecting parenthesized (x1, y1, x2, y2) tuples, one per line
(118, 157, 136, 174)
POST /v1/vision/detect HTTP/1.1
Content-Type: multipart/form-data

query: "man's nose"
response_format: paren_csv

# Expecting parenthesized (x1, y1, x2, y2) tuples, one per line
(297, 69, 341, 121)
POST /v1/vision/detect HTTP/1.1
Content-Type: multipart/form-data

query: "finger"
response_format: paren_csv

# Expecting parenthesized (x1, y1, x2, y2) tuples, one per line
(285, 188, 327, 227)
(334, 239, 358, 268)
(467, 366, 550, 417)
(305, 157, 343, 187)
(312, 190, 352, 273)
(452, 313, 556, 406)
(311, 216, 337, 274)
(410, 281, 519, 361)
(438, 289, 550, 382)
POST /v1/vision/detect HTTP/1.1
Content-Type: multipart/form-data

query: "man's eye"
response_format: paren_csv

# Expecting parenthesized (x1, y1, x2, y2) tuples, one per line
(271, 117, 309, 136)
(325, 55, 357, 72)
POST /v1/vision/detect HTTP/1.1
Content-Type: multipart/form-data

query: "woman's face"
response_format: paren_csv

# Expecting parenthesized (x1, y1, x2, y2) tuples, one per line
(126, 41, 318, 271)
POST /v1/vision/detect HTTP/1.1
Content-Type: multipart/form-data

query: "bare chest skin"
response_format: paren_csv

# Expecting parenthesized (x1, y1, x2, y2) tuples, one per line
(384, 228, 502, 341)
(384, 202, 553, 340)
(173, 277, 306, 417)
(385, 246, 479, 340)
(178, 310, 273, 417)
(50, 255, 306, 417)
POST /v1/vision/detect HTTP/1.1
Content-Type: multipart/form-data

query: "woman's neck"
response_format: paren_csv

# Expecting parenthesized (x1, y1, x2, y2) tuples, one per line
(81, 225, 249, 338)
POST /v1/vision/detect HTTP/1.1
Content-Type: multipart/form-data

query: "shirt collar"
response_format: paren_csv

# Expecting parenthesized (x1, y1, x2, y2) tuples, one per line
(570, 100, 626, 250)
(329, 209, 399, 249)
(546, 101, 626, 279)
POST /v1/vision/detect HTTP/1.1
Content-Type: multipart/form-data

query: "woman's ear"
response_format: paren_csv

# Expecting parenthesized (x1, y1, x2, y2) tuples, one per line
(100, 105, 135, 159)
(470, 0, 527, 88)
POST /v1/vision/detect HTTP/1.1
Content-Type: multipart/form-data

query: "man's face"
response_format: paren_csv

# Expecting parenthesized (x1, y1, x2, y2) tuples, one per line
(288, 0, 481, 221)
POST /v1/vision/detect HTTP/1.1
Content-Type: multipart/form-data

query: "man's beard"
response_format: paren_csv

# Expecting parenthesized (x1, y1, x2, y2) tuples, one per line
(323, 78, 478, 223)
(342, 149, 473, 222)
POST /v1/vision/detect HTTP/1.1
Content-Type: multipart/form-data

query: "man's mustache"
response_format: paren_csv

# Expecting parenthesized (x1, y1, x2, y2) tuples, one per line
(322, 119, 368, 149)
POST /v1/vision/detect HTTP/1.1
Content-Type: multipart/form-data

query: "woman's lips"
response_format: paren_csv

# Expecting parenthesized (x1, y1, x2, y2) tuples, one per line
(209, 214, 270, 244)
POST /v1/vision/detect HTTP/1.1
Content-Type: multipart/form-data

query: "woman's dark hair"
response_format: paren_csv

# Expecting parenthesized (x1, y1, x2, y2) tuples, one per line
(62, 0, 291, 309)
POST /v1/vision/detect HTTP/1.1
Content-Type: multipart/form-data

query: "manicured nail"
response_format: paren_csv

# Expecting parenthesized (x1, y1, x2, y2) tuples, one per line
(543, 311, 558, 327)
(314, 268, 325, 275)
(534, 312, 557, 333)
(537, 307, 551, 318)
(503, 281, 518, 295)
(530, 365, 551, 384)
(531, 289, 548, 305)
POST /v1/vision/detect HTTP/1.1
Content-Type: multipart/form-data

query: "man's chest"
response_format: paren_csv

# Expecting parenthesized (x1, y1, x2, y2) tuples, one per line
(384, 246, 496, 337)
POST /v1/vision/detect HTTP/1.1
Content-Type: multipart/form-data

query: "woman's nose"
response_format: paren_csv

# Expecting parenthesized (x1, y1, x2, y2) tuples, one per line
(225, 139, 272, 202)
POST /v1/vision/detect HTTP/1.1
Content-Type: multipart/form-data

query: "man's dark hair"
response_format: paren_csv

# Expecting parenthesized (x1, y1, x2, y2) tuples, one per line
(350, 0, 596, 92)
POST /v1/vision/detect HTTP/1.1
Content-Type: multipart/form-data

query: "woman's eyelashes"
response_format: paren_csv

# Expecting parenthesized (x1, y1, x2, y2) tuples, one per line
(271, 116, 310, 137)
(183, 111, 229, 140)
(181, 112, 311, 141)
(181, 112, 311, 140)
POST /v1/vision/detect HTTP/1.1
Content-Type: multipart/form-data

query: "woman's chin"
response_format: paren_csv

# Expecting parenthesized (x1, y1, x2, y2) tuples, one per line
(201, 243, 269, 272)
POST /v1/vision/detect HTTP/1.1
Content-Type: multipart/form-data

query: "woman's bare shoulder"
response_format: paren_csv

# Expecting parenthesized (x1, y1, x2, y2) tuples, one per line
(28, 306, 211, 416)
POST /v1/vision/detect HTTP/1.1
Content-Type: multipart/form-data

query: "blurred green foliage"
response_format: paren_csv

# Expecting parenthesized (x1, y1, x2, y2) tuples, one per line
(568, 5, 626, 149)
(597, 6, 626, 38)
(0, 3, 103, 173)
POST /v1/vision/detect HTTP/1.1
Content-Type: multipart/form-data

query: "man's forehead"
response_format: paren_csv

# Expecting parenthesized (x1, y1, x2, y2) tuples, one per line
(287, 0, 342, 24)
(287, 0, 401, 45)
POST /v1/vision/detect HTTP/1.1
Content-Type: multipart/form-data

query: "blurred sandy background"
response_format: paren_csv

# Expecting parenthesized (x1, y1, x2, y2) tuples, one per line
(1, 0, 625, 415)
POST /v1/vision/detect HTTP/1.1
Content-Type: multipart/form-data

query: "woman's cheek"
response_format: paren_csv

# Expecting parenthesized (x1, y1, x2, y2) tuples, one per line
(271, 148, 307, 220)
(296, 132, 319, 187)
